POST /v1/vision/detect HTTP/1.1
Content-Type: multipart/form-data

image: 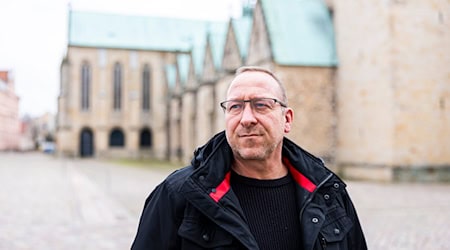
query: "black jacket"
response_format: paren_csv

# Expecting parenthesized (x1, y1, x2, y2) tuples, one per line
(132, 131, 367, 249)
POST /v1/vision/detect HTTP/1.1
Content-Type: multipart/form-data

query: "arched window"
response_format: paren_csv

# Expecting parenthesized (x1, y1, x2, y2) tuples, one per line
(139, 128, 152, 148)
(109, 128, 125, 147)
(113, 62, 122, 110)
(81, 62, 90, 110)
(142, 65, 151, 111)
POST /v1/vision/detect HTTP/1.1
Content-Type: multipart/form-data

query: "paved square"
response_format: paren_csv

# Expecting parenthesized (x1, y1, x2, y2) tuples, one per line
(0, 152, 449, 249)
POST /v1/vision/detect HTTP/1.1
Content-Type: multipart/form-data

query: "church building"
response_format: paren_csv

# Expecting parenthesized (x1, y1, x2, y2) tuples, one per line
(57, 0, 450, 182)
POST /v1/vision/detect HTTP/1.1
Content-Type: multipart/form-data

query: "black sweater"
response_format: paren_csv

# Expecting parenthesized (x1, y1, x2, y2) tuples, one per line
(231, 171, 302, 250)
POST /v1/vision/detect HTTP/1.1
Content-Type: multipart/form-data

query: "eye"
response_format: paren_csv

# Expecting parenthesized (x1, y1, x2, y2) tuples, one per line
(253, 100, 271, 110)
(228, 102, 243, 111)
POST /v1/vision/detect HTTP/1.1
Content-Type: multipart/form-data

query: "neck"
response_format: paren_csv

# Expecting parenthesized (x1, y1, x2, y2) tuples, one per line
(232, 156, 288, 180)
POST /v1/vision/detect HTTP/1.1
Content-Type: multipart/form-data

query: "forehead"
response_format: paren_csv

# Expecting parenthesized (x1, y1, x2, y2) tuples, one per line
(227, 71, 281, 99)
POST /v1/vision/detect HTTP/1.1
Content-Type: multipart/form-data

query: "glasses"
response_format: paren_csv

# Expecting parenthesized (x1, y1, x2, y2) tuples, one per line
(220, 98, 287, 115)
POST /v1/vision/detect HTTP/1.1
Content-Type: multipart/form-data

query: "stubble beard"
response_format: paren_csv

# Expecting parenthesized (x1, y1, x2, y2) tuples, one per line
(231, 137, 280, 161)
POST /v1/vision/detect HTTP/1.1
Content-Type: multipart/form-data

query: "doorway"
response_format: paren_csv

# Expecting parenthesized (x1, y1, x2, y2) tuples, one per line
(80, 128, 94, 157)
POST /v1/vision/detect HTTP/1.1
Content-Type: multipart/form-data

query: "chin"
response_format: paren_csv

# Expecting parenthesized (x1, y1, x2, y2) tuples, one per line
(235, 148, 267, 161)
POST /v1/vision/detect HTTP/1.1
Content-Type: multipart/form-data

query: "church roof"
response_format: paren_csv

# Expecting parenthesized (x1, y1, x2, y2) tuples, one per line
(261, 0, 338, 66)
(176, 54, 191, 86)
(207, 22, 229, 69)
(68, 11, 225, 53)
(231, 16, 253, 60)
(165, 64, 177, 88)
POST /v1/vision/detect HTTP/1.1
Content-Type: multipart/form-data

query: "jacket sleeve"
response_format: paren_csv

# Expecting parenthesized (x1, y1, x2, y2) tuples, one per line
(342, 189, 368, 250)
(131, 177, 185, 250)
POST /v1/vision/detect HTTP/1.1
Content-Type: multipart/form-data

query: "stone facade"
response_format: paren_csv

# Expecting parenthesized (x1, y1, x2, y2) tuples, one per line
(0, 70, 20, 151)
(167, 0, 450, 180)
(57, 47, 177, 158)
(58, 0, 450, 181)
(333, 0, 450, 181)
(275, 66, 337, 163)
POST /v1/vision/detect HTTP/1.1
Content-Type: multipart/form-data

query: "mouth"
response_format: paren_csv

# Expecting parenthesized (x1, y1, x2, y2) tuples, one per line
(238, 133, 261, 138)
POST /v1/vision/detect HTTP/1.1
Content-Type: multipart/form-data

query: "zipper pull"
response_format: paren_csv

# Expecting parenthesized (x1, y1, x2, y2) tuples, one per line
(321, 237, 327, 249)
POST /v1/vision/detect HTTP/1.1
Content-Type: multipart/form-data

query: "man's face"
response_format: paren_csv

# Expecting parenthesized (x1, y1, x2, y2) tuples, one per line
(224, 71, 293, 161)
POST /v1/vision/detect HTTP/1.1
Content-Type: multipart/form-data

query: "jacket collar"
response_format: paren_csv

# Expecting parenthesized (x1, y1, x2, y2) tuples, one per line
(180, 131, 341, 249)
(186, 131, 336, 202)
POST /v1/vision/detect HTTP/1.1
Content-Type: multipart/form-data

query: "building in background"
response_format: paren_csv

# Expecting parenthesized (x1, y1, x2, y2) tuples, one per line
(57, 11, 227, 159)
(0, 70, 20, 151)
(329, 0, 450, 182)
(18, 113, 56, 153)
(57, 0, 450, 181)
(19, 115, 37, 151)
(34, 112, 56, 153)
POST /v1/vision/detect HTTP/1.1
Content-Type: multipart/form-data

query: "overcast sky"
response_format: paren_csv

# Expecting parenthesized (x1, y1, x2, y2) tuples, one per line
(0, 0, 242, 117)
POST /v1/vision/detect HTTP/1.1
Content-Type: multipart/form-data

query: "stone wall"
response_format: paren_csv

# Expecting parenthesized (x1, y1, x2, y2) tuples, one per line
(333, 0, 450, 181)
(57, 47, 175, 158)
(276, 66, 337, 164)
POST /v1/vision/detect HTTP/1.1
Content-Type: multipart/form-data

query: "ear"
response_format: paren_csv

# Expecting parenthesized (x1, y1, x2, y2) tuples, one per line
(283, 108, 294, 133)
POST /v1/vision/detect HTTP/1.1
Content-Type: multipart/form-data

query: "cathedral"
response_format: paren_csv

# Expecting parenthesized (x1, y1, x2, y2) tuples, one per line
(57, 0, 450, 181)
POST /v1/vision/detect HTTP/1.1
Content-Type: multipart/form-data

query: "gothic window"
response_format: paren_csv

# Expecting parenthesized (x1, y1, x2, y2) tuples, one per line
(109, 128, 125, 147)
(142, 65, 151, 111)
(113, 62, 122, 110)
(81, 62, 90, 110)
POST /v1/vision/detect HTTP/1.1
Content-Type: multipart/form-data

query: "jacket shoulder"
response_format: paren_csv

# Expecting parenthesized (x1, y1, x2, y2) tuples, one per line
(163, 165, 195, 193)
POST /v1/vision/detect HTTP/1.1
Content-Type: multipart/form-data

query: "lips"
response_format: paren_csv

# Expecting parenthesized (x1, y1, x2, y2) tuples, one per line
(238, 133, 261, 137)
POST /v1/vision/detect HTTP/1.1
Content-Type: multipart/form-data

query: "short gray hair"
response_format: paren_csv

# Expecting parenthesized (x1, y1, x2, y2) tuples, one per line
(235, 66, 287, 104)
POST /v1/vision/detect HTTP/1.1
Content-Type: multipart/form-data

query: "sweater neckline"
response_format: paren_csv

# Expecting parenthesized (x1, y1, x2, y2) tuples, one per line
(230, 170, 293, 188)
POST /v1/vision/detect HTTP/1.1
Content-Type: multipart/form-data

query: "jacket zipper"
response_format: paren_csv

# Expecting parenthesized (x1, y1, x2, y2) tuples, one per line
(298, 173, 333, 250)
(299, 173, 333, 222)
(321, 236, 327, 249)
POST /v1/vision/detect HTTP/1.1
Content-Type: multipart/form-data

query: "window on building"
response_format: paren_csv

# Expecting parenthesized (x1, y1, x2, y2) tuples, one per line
(142, 65, 151, 111)
(109, 128, 125, 147)
(139, 128, 152, 148)
(113, 62, 122, 110)
(81, 62, 91, 110)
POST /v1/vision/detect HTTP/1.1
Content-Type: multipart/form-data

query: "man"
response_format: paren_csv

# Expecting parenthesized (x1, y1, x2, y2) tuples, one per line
(132, 66, 367, 249)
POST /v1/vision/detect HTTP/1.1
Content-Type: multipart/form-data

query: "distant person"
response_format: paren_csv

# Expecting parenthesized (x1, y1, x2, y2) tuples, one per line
(132, 66, 367, 249)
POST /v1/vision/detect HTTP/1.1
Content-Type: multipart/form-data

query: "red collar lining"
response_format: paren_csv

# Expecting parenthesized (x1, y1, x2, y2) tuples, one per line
(209, 171, 231, 202)
(209, 158, 316, 203)
(283, 157, 316, 193)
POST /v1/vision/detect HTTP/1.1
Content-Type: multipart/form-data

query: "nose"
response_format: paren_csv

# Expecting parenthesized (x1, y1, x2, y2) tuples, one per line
(240, 102, 257, 126)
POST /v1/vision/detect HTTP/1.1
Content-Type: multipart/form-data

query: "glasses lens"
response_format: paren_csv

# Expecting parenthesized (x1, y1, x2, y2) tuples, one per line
(252, 98, 274, 111)
(224, 100, 243, 114)
(221, 98, 282, 115)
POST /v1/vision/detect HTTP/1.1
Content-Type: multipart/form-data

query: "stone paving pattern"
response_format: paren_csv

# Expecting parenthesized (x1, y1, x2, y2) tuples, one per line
(0, 152, 449, 249)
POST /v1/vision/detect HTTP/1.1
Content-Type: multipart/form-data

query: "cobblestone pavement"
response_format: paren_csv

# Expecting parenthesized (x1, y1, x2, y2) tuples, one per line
(0, 152, 170, 250)
(0, 152, 449, 249)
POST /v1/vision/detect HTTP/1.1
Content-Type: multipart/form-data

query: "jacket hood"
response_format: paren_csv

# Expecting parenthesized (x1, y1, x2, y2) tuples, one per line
(190, 131, 231, 169)
(281, 136, 335, 187)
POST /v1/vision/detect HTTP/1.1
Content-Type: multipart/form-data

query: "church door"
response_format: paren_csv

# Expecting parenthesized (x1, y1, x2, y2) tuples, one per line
(80, 128, 94, 157)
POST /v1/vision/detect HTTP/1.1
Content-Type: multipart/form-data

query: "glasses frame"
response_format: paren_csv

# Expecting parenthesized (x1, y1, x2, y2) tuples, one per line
(220, 97, 287, 115)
